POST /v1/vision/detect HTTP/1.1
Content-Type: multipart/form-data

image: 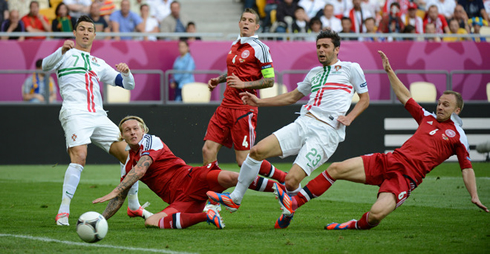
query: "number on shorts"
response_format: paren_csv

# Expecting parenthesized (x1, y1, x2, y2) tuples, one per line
(306, 148, 321, 168)
(242, 135, 249, 148)
(72, 55, 79, 66)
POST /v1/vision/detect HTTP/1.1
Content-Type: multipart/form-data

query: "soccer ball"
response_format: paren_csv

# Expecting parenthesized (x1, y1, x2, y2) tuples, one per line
(76, 211, 108, 243)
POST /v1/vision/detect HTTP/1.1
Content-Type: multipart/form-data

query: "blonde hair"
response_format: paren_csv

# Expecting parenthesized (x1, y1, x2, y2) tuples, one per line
(118, 116, 150, 141)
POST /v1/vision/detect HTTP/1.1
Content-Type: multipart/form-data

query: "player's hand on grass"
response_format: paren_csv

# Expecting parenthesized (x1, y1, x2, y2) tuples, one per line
(61, 40, 74, 54)
(208, 77, 219, 91)
(93, 190, 119, 204)
(378, 50, 393, 73)
(227, 73, 245, 89)
(240, 91, 259, 106)
(115, 63, 130, 74)
(472, 198, 489, 212)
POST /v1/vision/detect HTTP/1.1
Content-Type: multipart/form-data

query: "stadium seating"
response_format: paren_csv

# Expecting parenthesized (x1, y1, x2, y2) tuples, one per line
(480, 26, 490, 41)
(106, 84, 131, 103)
(259, 83, 288, 98)
(352, 92, 360, 103)
(182, 82, 211, 103)
(486, 83, 490, 102)
(409, 81, 437, 102)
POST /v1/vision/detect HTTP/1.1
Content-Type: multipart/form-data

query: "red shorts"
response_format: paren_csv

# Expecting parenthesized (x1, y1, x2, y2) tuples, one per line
(204, 106, 257, 150)
(362, 153, 417, 208)
(161, 162, 227, 215)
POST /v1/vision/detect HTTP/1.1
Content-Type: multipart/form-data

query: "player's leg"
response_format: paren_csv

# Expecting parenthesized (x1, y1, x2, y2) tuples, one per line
(202, 140, 223, 165)
(213, 170, 281, 193)
(325, 192, 396, 230)
(56, 145, 88, 225)
(149, 203, 224, 229)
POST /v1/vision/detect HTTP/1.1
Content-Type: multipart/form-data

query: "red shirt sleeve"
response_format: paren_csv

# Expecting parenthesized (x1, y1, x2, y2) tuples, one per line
(404, 98, 425, 124)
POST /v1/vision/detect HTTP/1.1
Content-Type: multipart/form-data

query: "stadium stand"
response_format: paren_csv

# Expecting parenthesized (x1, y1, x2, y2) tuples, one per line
(182, 82, 211, 103)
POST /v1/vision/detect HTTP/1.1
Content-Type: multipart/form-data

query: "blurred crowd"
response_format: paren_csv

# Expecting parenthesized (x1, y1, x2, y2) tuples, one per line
(0, 0, 200, 41)
(1, 0, 489, 41)
(249, 0, 490, 41)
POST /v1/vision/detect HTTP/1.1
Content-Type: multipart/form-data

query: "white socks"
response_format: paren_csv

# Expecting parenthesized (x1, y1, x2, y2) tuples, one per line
(58, 163, 84, 214)
(230, 155, 262, 204)
(122, 162, 142, 211)
(286, 184, 302, 197)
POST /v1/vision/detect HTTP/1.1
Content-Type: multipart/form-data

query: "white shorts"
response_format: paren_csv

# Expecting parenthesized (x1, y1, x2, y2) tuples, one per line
(273, 115, 341, 176)
(59, 109, 120, 153)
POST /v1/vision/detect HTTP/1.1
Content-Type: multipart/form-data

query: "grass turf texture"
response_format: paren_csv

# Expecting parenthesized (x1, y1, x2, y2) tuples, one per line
(0, 163, 489, 253)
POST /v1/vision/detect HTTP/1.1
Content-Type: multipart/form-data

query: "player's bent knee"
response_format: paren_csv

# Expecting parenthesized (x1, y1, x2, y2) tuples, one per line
(249, 146, 266, 161)
(284, 174, 301, 190)
(327, 162, 345, 179)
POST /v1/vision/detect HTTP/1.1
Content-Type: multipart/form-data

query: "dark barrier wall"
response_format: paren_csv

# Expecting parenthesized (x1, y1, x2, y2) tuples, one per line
(1, 103, 489, 165)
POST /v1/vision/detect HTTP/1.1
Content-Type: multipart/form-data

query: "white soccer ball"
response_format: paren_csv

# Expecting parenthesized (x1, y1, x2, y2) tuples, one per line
(76, 211, 108, 243)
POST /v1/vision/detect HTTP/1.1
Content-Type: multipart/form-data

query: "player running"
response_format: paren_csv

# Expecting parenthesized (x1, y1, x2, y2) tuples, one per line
(273, 51, 489, 230)
(93, 116, 284, 229)
(202, 8, 287, 187)
(42, 15, 150, 226)
(207, 30, 370, 215)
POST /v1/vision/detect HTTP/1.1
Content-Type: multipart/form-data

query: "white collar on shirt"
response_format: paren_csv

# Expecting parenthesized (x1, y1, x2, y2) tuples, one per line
(237, 34, 259, 43)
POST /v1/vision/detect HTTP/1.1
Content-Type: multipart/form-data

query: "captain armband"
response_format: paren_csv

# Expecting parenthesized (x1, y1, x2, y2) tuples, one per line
(261, 64, 275, 78)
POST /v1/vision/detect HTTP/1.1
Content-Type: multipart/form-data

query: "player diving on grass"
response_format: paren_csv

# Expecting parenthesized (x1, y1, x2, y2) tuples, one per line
(93, 116, 285, 229)
(272, 51, 489, 230)
(207, 29, 370, 220)
(42, 15, 150, 226)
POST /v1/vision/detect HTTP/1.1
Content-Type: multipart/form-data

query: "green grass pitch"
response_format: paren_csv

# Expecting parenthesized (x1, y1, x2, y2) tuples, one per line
(0, 163, 489, 253)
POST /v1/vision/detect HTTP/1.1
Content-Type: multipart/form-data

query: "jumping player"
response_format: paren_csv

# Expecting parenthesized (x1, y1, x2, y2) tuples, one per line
(42, 15, 151, 225)
(202, 8, 287, 187)
(93, 116, 284, 229)
(207, 30, 370, 215)
(273, 51, 489, 230)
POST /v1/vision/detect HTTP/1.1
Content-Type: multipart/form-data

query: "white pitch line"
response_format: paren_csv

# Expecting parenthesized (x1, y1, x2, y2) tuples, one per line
(0, 234, 197, 254)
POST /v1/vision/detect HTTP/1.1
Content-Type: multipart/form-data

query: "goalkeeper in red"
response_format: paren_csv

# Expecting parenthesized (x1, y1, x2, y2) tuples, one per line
(93, 116, 282, 229)
(273, 51, 488, 230)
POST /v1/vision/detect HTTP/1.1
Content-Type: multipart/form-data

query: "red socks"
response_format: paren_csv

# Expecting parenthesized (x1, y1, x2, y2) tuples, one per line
(259, 160, 287, 183)
(293, 170, 336, 210)
(158, 213, 207, 229)
(249, 176, 277, 192)
(356, 212, 378, 230)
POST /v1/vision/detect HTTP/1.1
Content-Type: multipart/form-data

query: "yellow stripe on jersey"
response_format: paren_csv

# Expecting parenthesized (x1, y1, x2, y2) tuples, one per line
(261, 67, 275, 78)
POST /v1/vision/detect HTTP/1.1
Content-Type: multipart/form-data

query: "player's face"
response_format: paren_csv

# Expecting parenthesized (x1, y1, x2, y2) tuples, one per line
(316, 38, 339, 66)
(73, 21, 96, 50)
(121, 120, 145, 147)
(436, 94, 461, 122)
(239, 12, 259, 37)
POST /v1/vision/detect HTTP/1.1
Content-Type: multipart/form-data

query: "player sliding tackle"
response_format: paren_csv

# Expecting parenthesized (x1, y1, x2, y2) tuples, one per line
(272, 51, 489, 230)
(93, 116, 285, 229)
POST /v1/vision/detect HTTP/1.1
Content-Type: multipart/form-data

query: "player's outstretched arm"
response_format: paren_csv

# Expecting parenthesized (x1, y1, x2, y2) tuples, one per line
(115, 63, 135, 90)
(240, 88, 304, 107)
(462, 168, 489, 212)
(378, 51, 411, 106)
(42, 40, 74, 71)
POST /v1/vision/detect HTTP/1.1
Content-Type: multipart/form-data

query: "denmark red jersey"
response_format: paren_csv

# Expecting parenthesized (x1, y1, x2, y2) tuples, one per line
(392, 98, 472, 185)
(221, 35, 273, 110)
(124, 134, 192, 204)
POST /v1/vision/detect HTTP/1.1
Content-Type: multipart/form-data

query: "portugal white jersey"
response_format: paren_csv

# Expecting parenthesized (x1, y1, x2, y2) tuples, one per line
(297, 60, 368, 138)
(43, 47, 121, 113)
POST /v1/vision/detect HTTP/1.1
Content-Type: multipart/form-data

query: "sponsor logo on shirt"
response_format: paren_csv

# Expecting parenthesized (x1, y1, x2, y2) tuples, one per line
(142, 152, 150, 156)
(262, 64, 272, 69)
(445, 129, 456, 138)
(228, 50, 232, 54)
(427, 121, 433, 125)
(442, 133, 448, 141)
(359, 82, 367, 88)
(241, 50, 250, 59)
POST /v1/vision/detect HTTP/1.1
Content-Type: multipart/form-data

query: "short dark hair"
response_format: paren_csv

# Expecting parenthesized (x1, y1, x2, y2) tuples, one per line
(310, 17, 322, 28)
(443, 90, 464, 112)
(74, 15, 95, 31)
(316, 29, 341, 48)
(35, 59, 43, 69)
(186, 21, 195, 29)
(30, 1, 39, 8)
(241, 8, 259, 23)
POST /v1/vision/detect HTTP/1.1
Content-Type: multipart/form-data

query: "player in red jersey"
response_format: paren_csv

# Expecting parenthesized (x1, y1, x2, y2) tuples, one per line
(93, 116, 282, 229)
(272, 50, 488, 229)
(203, 8, 287, 197)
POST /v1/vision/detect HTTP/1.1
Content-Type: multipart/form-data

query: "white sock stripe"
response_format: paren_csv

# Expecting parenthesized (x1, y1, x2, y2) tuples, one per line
(259, 178, 268, 192)
(246, 154, 262, 165)
(174, 213, 182, 229)
(268, 166, 275, 178)
(299, 189, 311, 201)
(322, 171, 335, 185)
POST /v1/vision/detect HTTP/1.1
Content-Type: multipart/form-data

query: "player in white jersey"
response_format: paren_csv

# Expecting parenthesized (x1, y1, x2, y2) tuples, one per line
(207, 30, 370, 216)
(42, 16, 152, 226)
